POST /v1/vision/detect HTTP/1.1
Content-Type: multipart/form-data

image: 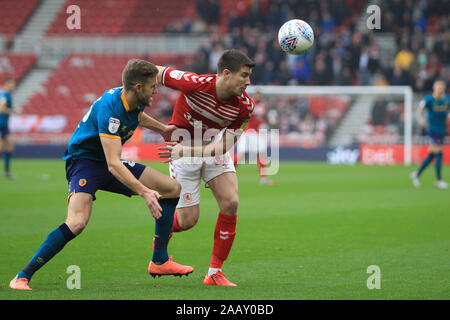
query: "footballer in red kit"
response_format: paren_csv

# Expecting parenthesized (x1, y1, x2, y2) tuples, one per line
(156, 49, 256, 286)
(235, 91, 273, 185)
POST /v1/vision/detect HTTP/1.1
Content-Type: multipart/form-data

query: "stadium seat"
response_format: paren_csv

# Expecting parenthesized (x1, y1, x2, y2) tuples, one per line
(0, 54, 37, 84)
(20, 53, 194, 134)
(0, 0, 39, 36)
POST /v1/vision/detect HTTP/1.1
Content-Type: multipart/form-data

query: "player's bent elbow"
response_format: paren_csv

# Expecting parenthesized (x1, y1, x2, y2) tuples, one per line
(106, 161, 121, 176)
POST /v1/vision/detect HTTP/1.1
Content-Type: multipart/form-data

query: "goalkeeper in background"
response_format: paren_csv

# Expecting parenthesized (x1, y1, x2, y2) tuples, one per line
(410, 79, 450, 189)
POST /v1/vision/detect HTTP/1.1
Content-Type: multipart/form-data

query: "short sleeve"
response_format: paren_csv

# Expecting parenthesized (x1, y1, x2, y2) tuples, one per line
(97, 105, 121, 140)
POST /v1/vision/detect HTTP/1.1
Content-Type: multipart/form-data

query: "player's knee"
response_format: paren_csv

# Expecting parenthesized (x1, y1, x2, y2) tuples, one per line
(162, 180, 181, 198)
(180, 214, 199, 230)
(220, 197, 239, 215)
(164, 179, 181, 198)
(172, 180, 181, 198)
(66, 218, 88, 235)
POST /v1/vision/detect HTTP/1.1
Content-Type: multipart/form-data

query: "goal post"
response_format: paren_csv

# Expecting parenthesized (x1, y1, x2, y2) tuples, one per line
(246, 85, 414, 165)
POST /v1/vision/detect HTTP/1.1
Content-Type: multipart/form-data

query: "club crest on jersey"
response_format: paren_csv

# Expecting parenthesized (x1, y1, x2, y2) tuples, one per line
(170, 70, 185, 80)
(108, 117, 120, 134)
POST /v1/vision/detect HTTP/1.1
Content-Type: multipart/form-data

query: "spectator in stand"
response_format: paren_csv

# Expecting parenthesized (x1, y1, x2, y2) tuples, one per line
(395, 44, 415, 72)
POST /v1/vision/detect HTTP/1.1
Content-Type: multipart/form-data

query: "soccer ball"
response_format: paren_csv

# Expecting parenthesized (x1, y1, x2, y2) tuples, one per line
(278, 19, 314, 55)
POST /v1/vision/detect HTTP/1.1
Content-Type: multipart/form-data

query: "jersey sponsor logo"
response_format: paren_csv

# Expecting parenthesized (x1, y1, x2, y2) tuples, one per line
(170, 70, 185, 80)
(108, 117, 120, 134)
(240, 120, 249, 131)
(78, 179, 87, 187)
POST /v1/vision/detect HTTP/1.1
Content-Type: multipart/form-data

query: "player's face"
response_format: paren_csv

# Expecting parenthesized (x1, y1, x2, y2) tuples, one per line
(433, 81, 445, 96)
(228, 66, 252, 96)
(137, 76, 158, 106)
(4, 80, 16, 92)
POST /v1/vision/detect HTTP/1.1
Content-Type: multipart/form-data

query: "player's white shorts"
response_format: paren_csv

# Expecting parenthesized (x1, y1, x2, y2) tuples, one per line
(236, 131, 268, 155)
(169, 152, 235, 208)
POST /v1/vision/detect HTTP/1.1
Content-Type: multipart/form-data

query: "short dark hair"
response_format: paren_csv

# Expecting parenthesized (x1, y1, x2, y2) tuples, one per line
(217, 49, 255, 74)
(122, 59, 158, 90)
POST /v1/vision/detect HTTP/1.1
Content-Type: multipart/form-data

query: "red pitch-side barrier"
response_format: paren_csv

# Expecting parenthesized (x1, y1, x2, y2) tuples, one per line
(122, 143, 450, 165)
(361, 144, 450, 165)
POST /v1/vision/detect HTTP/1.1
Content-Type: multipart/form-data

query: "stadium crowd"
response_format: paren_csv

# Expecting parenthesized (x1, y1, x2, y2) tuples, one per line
(162, 0, 449, 146)
(169, 0, 449, 91)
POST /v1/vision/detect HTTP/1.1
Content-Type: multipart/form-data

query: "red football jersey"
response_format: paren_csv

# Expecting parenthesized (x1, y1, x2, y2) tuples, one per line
(161, 67, 254, 138)
(246, 101, 267, 132)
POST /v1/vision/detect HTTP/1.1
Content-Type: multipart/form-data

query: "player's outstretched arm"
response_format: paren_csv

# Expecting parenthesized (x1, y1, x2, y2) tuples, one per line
(100, 136, 162, 218)
(158, 130, 239, 160)
(138, 112, 177, 141)
(417, 100, 428, 129)
(0, 99, 8, 114)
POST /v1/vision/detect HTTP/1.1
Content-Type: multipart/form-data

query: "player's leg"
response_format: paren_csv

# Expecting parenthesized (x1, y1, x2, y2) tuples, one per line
(234, 133, 248, 167)
(139, 167, 179, 262)
(10, 159, 100, 290)
(432, 142, 447, 189)
(2, 129, 14, 178)
(203, 171, 239, 286)
(173, 205, 200, 231)
(0, 134, 4, 175)
(168, 159, 202, 233)
(134, 165, 193, 276)
(10, 193, 88, 290)
(411, 134, 438, 187)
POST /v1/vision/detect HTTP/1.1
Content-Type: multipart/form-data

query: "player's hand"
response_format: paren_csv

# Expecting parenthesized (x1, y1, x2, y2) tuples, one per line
(161, 124, 178, 142)
(158, 142, 185, 162)
(142, 189, 163, 219)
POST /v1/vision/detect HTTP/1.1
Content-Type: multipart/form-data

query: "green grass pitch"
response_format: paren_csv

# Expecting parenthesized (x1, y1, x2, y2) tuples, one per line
(0, 159, 449, 300)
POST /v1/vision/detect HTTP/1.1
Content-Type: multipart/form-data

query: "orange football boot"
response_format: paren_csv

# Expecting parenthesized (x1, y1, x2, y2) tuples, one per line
(9, 276, 32, 290)
(148, 256, 193, 278)
(203, 271, 237, 287)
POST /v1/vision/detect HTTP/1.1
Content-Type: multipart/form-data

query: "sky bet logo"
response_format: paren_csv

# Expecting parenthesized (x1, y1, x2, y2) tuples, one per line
(327, 146, 359, 165)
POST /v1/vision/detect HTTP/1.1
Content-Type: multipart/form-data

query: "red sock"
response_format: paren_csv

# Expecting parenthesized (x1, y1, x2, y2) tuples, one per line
(257, 156, 267, 179)
(210, 213, 237, 269)
(171, 211, 184, 233)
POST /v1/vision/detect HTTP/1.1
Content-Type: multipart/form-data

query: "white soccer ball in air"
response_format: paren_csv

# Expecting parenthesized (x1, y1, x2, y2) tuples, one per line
(278, 19, 314, 55)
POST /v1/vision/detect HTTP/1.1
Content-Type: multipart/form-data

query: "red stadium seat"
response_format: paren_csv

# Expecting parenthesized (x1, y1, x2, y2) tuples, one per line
(0, 0, 39, 36)
(21, 53, 194, 134)
(0, 54, 37, 84)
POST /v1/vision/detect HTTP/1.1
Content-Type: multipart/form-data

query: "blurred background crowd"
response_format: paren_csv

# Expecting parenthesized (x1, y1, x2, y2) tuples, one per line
(159, 0, 449, 146)
(1, 0, 448, 148)
(166, 0, 449, 91)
